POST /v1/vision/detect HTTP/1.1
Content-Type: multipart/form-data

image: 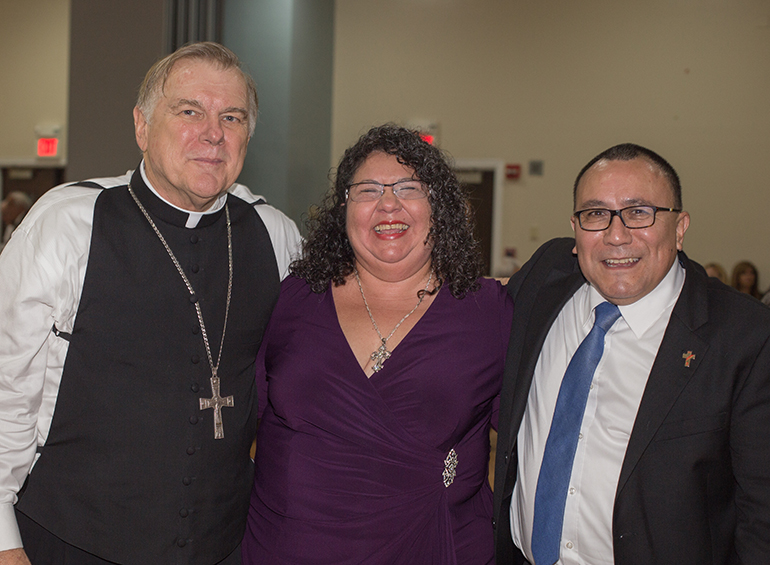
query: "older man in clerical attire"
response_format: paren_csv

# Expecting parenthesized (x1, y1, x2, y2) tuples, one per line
(0, 43, 300, 565)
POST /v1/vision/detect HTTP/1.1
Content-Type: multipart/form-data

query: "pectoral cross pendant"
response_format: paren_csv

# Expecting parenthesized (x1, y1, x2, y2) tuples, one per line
(199, 375, 234, 439)
(370, 339, 391, 373)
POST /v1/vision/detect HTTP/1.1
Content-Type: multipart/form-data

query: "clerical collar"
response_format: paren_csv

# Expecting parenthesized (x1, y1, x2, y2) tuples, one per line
(139, 161, 228, 228)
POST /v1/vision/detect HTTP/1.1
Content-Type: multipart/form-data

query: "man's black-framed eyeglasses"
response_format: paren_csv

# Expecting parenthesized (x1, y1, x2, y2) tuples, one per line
(573, 205, 682, 231)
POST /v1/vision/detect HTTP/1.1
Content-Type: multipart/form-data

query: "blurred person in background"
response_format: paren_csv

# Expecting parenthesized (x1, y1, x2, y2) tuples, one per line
(703, 262, 728, 284)
(0, 191, 32, 252)
(731, 260, 762, 299)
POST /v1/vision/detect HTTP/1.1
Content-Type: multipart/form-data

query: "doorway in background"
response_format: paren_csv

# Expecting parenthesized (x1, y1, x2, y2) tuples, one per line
(454, 160, 504, 277)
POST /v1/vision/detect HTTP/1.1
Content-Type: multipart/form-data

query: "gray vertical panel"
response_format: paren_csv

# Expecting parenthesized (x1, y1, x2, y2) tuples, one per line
(187, 0, 198, 43)
(222, 1, 294, 214)
(164, 0, 176, 53)
(66, 0, 167, 181)
(168, 0, 221, 50)
(222, 0, 333, 228)
(205, 0, 217, 41)
(176, 0, 188, 45)
(287, 0, 334, 225)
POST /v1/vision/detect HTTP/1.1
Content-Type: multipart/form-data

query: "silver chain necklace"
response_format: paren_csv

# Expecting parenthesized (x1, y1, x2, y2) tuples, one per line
(129, 184, 234, 439)
(354, 269, 433, 373)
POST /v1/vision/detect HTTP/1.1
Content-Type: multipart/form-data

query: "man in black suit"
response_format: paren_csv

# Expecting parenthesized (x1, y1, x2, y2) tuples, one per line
(493, 143, 770, 564)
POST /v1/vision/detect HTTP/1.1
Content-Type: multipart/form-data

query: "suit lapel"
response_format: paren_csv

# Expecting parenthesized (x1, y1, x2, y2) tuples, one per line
(505, 263, 585, 448)
(616, 253, 710, 494)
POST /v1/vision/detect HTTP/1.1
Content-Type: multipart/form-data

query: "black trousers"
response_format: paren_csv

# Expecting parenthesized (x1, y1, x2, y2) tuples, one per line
(16, 510, 242, 565)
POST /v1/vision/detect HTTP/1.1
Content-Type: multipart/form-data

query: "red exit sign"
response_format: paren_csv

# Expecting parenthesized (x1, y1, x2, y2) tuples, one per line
(37, 137, 58, 157)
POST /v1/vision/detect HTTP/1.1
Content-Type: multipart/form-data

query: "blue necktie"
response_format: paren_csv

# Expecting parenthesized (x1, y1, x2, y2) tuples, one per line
(531, 301, 621, 565)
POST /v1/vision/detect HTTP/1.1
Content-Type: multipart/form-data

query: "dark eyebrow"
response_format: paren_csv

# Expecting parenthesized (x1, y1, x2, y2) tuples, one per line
(354, 177, 418, 184)
(577, 198, 650, 209)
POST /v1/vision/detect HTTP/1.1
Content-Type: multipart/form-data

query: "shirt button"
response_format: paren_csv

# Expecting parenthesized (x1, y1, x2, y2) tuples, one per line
(191, 264, 200, 273)
(182, 477, 192, 486)
(590, 383, 594, 390)
(190, 235, 199, 244)
(191, 383, 200, 393)
(192, 326, 200, 335)
(177, 538, 187, 547)
(578, 433, 583, 440)
(566, 541, 574, 549)
(187, 446, 196, 455)
(191, 355, 200, 364)
(189, 415, 199, 425)
(569, 487, 576, 495)
(180, 508, 189, 518)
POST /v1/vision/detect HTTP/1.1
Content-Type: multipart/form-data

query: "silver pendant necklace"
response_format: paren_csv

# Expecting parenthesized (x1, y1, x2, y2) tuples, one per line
(354, 269, 433, 373)
(129, 184, 234, 439)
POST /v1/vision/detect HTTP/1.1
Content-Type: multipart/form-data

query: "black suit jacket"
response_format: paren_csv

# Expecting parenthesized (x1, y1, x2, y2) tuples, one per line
(493, 238, 770, 565)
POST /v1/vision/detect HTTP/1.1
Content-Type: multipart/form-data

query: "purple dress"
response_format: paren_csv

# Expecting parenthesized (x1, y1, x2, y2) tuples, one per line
(242, 276, 513, 564)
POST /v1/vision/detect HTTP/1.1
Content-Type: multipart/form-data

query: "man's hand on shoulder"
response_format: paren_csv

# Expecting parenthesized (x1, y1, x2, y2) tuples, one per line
(0, 548, 31, 565)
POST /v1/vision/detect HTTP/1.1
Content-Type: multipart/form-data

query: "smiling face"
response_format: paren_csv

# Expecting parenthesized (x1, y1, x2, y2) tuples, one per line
(346, 151, 433, 281)
(571, 157, 690, 305)
(133, 58, 251, 212)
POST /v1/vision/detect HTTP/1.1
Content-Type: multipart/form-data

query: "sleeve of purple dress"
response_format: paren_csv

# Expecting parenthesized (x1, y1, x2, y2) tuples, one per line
(492, 283, 514, 432)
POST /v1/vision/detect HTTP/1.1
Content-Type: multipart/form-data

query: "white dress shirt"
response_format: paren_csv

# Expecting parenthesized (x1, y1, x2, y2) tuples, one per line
(511, 260, 685, 564)
(0, 168, 300, 550)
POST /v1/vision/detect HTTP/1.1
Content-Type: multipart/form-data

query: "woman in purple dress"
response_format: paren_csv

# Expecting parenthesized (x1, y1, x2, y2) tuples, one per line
(242, 125, 513, 564)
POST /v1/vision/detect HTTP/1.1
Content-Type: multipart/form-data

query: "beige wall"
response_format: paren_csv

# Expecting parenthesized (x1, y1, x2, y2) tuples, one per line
(65, 0, 166, 181)
(332, 0, 770, 288)
(0, 0, 70, 165)
(4, 0, 770, 286)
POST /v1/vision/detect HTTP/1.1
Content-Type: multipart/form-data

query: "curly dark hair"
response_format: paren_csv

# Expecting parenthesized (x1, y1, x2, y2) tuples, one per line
(290, 124, 484, 298)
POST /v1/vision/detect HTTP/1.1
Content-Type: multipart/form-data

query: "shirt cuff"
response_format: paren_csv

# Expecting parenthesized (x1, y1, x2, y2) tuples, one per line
(0, 503, 22, 551)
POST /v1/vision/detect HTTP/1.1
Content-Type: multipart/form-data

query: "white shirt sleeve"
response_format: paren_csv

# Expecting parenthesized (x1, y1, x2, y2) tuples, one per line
(0, 185, 99, 550)
(0, 176, 297, 550)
